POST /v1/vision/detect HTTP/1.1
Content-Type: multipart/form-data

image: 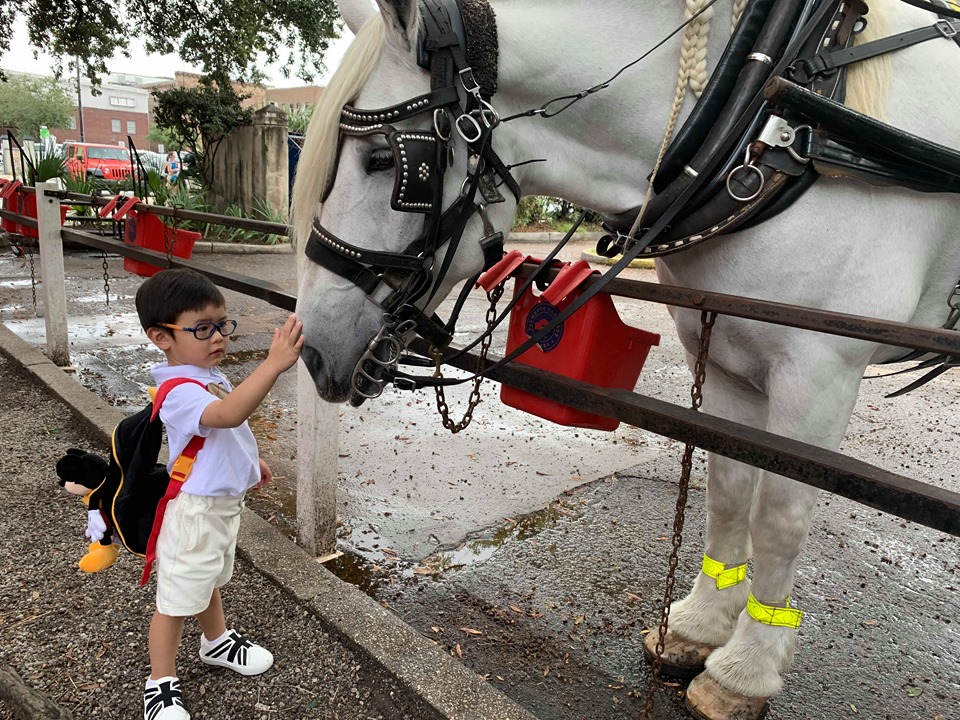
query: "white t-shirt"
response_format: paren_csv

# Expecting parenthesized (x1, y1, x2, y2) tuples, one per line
(149, 363, 260, 497)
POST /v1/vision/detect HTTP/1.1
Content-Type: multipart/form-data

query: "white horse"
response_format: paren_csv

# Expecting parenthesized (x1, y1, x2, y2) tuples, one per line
(292, 0, 960, 717)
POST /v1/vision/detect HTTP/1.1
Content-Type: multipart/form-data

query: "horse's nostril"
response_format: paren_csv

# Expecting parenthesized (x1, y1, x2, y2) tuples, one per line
(301, 345, 324, 376)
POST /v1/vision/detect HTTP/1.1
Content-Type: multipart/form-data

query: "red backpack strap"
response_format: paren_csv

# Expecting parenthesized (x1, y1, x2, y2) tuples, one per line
(140, 378, 209, 586)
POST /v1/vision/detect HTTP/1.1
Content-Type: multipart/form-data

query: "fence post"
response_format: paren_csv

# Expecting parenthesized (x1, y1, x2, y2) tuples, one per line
(296, 364, 340, 557)
(37, 182, 70, 367)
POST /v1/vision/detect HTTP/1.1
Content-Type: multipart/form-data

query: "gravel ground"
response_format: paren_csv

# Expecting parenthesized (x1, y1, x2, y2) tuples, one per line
(0, 353, 421, 720)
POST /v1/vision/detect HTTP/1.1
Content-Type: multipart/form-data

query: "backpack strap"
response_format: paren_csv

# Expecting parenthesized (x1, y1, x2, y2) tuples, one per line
(140, 377, 208, 587)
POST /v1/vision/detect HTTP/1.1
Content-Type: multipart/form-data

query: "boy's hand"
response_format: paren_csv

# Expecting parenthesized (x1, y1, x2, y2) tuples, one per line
(266, 314, 304, 373)
(257, 458, 273, 487)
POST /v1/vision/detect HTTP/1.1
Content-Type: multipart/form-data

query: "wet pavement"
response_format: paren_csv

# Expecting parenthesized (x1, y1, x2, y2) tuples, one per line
(1, 239, 957, 719)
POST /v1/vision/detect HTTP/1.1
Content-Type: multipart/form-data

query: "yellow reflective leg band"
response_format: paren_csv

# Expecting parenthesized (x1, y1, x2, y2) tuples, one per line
(701, 555, 748, 590)
(746, 593, 803, 630)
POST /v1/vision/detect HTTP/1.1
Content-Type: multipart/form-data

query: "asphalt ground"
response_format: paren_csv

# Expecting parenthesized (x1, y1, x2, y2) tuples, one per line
(1, 237, 958, 719)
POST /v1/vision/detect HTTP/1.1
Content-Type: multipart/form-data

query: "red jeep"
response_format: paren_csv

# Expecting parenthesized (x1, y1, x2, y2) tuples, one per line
(64, 143, 132, 185)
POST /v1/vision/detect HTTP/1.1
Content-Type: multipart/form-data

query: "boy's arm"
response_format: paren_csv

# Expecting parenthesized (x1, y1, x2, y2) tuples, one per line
(200, 314, 303, 429)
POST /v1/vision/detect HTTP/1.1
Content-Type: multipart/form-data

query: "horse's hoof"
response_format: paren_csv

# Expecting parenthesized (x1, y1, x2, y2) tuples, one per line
(684, 672, 769, 720)
(642, 628, 715, 680)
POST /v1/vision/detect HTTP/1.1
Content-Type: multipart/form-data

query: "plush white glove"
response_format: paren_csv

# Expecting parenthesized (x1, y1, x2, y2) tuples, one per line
(85, 510, 107, 542)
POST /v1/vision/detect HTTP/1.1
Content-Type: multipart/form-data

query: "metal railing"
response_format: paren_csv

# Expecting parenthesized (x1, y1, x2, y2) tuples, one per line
(2, 183, 958, 540)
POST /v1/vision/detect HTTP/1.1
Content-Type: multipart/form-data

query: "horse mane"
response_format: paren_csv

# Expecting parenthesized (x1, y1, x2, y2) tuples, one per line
(291, 13, 385, 252)
(845, 0, 891, 120)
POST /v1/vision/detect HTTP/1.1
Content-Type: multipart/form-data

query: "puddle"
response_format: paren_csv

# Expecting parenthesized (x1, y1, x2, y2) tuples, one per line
(422, 501, 581, 572)
(0, 279, 33, 289)
(220, 348, 269, 366)
(322, 497, 587, 599)
(74, 293, 134, 304)
(6, 313, 145, 347)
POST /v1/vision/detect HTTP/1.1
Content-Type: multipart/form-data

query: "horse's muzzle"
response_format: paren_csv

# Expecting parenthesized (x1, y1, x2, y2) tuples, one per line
(300, 344, 355, 403)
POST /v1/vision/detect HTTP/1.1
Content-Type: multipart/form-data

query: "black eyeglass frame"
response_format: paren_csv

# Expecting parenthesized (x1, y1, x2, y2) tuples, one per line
(158, 319, 239, 340)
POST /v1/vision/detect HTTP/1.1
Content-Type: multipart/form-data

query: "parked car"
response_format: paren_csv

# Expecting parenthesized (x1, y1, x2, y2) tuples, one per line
(133, 149, 164, 174)
(64, 142, 132, 185)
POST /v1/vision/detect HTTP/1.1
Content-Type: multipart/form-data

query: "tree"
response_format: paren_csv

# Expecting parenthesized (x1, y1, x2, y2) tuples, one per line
(3, 0, 340, 87)
(0, 74, 74, 137)
(145, 126, 181, 152)
(152, 73, 253, 187)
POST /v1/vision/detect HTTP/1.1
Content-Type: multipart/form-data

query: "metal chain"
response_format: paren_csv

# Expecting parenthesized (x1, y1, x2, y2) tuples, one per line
(434, 282, 505, 433)
(165, 207, 179, 265)
(101, 251, 111, 307)
(27, 241, 37, 313)
(644, 309, 716, 719)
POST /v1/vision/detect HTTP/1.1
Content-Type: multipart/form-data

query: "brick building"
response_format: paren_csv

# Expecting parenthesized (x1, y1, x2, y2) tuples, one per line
(264, 85, 324, 113)
(50, 72, 160, 149)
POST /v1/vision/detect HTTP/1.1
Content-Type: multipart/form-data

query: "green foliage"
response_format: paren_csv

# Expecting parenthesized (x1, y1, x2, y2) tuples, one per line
(514, 197, 551, 228)
(27, 150, 67, 185)
(4, 0, 340, 87)
(214, 198, 287, 245)
(145, 127, 181, 152)
(152, 74, 253, 187)
(63, 173, 103, 216)
(0, 75, 74, 136)
(512, 196, 602, 231)
(287, 106, 315, 135)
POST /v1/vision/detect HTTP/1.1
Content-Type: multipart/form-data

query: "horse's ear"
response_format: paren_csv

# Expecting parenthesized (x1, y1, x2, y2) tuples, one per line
(374, 0, 419, 53)
(337, 0, 375, 35)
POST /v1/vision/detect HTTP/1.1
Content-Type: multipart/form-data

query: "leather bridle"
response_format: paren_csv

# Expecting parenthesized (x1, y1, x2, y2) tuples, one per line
(303, 0, 519, 400)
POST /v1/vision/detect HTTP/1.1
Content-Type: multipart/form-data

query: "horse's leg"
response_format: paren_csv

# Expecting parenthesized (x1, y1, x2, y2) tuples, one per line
(687, 353, 863, 720)
(645, 362, 765, 676)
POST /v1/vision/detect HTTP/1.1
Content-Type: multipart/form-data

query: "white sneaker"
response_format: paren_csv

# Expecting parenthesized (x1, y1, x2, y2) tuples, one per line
(143, 676, 190, 720)
(199, 629, 274, 676)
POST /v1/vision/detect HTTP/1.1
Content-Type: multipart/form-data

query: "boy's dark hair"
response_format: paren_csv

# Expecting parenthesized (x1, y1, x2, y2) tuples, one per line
(135, 269, 226, 331)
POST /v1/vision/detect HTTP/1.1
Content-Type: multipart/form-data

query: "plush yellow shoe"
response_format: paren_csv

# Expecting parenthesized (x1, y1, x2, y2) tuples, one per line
(78, 542, 120, 573)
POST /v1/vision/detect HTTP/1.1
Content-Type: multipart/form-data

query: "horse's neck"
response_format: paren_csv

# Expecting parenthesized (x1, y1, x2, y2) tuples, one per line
(492, 0, 735, 214)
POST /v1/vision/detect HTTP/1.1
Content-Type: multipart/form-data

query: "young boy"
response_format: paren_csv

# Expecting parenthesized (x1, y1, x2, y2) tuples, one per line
(135, 268, 303, 720)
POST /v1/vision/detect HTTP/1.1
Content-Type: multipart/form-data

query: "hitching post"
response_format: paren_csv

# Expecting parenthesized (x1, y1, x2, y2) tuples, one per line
(37, 181, 70, 367)
(296, 364, 340, 558)
(295, 237, 340, 558)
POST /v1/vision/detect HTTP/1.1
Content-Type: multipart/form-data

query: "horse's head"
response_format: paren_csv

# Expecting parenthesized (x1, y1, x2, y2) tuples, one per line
(293, 0, 519, 404)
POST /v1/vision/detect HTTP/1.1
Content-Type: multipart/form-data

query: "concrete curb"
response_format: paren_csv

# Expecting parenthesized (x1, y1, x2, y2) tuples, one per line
(189, 241, 292, 254)
(0, 323, 538, 720)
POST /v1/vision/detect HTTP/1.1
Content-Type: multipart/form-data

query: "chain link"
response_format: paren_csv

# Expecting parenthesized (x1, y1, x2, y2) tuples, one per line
(101, 251, 111, 307)
(644, 310, 716, 718)
(165, 206, 179, 265)
(27, 241, 37, 313)
(434, 282, 505, 433)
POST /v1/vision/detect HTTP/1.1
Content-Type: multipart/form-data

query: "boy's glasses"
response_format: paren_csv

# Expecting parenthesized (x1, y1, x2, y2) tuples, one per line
(159, 319, 238, 340)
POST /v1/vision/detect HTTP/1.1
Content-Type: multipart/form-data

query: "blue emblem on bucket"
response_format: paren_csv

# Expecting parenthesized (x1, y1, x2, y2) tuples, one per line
(525, 301, 564, 352)
(125, 216, 137, 243)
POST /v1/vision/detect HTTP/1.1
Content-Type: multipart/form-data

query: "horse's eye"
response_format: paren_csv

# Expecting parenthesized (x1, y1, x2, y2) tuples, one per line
(367, 148, 394, 173)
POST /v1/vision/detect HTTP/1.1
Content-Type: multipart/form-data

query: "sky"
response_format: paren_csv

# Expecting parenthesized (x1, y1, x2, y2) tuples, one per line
(2, 17, 354, 88)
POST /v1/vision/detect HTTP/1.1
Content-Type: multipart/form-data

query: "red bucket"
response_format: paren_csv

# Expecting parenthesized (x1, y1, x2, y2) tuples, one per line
(123, 210, 200, 277)
(16, 192, 68, 239)
(480, 251, 660, 431)
(0, 181, 21, 235)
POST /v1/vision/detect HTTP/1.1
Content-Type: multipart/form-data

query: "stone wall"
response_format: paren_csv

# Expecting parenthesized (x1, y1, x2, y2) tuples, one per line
(209, 104, 289, 220)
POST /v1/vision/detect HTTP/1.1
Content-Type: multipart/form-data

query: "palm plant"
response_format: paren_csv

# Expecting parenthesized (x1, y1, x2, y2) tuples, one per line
(27, 152, 67, 185)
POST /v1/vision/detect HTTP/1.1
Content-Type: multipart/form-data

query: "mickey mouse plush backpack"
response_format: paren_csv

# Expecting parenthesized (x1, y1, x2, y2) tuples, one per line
(55, 378, 206, 585)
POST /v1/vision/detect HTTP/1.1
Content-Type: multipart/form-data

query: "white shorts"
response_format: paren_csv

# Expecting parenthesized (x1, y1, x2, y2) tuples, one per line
(154, 492, 244, 617)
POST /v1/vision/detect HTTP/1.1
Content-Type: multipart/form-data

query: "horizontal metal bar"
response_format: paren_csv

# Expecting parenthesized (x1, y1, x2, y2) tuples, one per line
(58, 191, 290, 236)
(412, 338, 960, 537)
(60, 229, 297, 311)
(518, 264, 960, 358)
(0, 208, 37, 229)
